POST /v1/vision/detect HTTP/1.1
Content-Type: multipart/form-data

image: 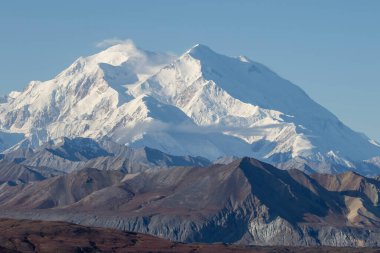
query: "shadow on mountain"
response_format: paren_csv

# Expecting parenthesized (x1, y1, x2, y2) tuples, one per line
(239, 157, 329, 223)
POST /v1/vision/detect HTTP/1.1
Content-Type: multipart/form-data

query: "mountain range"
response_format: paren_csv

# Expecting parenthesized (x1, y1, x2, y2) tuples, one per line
(0, 41, 380, 248)
(0, 41, 379, 175)
(0, 137, 210, 186)
(1, 157, 380, 247)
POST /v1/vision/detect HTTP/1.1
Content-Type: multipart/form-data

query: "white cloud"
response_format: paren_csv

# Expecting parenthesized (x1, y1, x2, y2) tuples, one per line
(95, 38, 135, 48)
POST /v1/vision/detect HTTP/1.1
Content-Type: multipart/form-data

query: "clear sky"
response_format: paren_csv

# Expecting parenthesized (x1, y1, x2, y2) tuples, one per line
(0, 0, 379, 141)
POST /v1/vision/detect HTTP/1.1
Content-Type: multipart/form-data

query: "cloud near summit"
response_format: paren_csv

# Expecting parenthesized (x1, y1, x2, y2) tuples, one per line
(95, 38, 135, 48)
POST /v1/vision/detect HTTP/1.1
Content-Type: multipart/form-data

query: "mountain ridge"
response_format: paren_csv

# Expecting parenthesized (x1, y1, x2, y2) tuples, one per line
(0, 137, 211, 185)
(1, 157, 380, 246)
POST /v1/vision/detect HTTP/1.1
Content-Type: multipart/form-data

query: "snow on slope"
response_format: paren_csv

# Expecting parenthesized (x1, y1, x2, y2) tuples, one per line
(0, 42, 174, 144)
(0, 41, 379, 174)
(128, 44, 380, 169)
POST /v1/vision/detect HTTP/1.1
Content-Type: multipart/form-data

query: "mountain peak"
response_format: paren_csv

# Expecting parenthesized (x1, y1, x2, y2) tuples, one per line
(238, 156, 271, 171)
(186, 43, 216, 58)
(237, 55, 252, 63)
(98, 39, 139, 53)
(89, 42, 144, 66)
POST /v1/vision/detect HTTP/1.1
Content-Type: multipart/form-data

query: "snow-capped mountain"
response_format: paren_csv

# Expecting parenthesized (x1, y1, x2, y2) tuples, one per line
(0, 41, 379, 174)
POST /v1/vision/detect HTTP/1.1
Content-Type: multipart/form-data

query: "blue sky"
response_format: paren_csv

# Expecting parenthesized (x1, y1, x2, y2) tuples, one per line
(0, 0, 379, 141)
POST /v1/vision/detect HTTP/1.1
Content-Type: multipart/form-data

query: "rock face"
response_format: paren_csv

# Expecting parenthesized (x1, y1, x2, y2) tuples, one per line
(1, 158, 379, 247)
(0, 41, 379, 174)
